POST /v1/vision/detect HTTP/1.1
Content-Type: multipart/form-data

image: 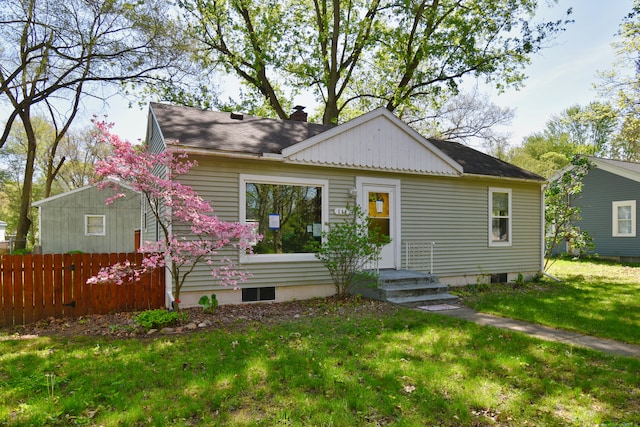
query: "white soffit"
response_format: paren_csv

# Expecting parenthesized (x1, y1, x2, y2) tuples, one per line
(281, 108, 463, 175)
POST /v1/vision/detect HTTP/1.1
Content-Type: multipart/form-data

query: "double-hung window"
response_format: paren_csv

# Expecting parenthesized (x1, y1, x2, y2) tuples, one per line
(489, 188, 512, 247)
(240, 175, 328, 262)
(612, 200, 636, 237)
(85, 214, 106, 236)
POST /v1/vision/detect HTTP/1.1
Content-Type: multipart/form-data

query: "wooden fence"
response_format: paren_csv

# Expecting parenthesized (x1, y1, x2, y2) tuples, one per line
(1, 253, 166, 327)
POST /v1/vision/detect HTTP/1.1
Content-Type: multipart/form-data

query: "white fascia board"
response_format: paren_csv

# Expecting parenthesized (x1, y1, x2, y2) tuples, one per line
(593, 159, 640, 183)
(32, 184, 95, 206)
(32, 179, 138, 207)
(548, 157, 640, 185)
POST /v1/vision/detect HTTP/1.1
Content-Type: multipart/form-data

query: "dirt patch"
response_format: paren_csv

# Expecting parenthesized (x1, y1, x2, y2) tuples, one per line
(1, 296, 399, 340)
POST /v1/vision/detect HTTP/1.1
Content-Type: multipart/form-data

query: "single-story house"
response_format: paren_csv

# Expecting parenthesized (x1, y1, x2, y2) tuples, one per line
(556, 156, 640, 262)
(33, 181, 142, 254)
(145, 102, 546, 307)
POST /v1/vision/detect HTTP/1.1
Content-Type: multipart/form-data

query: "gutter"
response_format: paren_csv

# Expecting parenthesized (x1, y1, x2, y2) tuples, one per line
(462, 173, 548, 185)
(166, 144, 283, 161)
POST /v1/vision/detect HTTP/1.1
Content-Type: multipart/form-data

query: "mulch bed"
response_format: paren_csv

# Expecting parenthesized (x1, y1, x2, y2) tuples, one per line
(1, 296, 399, 340)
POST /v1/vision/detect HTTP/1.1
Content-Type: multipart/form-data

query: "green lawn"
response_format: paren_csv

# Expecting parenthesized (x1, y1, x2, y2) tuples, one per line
(1, 261, 640, 426)
(454, 258, 640, 345)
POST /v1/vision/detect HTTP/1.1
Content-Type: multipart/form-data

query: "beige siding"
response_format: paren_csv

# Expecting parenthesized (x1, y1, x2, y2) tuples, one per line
(176, 156, 340, 292)
(141, 115, 168, 244)
(402, 176, 542, 278)
(173, 156, 543, 295)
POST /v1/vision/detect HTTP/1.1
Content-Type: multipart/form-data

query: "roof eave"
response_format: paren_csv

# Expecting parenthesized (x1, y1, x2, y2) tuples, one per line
(462, 173, 548, 184)
(166, 143, 284, 161)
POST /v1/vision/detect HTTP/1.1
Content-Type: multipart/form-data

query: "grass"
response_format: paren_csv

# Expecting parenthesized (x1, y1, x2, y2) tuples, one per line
(454, 258, 640, 345)
(1, 259, 640, 426)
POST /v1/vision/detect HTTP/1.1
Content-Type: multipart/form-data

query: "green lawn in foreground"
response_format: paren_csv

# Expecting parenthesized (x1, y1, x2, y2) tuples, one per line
(1, 297, 639, 426)
(454, 258, 640, 345)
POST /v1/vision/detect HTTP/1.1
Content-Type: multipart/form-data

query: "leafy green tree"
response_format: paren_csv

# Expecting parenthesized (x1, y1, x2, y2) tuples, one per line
(309, 205, 390, 298)
(1, 0, 186, 249)
(547, 103, 617, 157)
(598, 1, 640, 161)
(544, 156, 593, 269)
(176, 0, 571, 125)
(507, 103, 617, 178)
(0, 118, 111, 246)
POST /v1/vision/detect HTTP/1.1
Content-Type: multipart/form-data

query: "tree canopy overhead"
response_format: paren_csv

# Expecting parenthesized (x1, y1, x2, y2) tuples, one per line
(177, 0, 572, 124)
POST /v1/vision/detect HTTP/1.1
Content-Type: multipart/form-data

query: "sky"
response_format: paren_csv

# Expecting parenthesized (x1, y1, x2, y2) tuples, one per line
(4, 0, 636, 151)
(483, 0, 634, 147)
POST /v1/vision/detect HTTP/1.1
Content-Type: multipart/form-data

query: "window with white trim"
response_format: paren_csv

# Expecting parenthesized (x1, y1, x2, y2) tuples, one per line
(240, 175, 328, 262)
(85, 214, 106, 236)
(489, 188, 512, 246)
(612, 200, 636, 237)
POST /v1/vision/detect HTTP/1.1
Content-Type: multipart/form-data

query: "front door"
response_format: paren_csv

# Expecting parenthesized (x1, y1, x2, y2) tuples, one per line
(357, 178, 400, 269)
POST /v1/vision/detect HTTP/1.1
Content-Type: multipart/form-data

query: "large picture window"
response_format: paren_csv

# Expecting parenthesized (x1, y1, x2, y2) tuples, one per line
(241, 175, 328, 262)
(612, 200, 636, 237)
(489, 188, 512, 247)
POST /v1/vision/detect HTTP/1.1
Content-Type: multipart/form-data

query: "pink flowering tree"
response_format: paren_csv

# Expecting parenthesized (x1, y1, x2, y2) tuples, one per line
(88, 121, 260, 310)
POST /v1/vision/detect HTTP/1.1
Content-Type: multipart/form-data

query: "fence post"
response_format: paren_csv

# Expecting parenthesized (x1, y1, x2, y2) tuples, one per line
(1, 256, 14, 326)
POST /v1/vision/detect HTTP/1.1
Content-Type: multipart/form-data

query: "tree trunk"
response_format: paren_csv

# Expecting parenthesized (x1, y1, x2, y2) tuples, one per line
(322, 98, 339, 125)
(14, 112, 37, 251)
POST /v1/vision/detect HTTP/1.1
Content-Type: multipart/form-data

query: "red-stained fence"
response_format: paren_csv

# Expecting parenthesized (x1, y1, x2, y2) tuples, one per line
(1, 253, 166, 327)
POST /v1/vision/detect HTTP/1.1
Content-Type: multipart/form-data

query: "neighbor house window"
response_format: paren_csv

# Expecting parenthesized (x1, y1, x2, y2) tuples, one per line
(489, 188, 512, 246)
(240, 175, 328, 262)
(85, 214, 106, 236)
(612, 200, 636, 237)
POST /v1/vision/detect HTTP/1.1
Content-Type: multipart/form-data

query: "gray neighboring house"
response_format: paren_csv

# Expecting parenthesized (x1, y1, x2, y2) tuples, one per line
(561, 157, 640, 262)
(146, 102, 546, 307)
(33, 182, 141, 254)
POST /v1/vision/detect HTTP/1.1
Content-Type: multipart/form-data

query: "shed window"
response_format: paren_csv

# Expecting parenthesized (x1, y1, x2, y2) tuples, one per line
(85, 215, 106, 236)
(612, 200, 636, 237)
(489, 188, 512, 247)
(240, 175, 328, 263)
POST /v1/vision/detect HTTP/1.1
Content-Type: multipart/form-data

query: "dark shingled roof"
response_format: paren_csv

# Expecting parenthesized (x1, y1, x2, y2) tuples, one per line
(151, 102, 333, 155)
(592, 156, 640, 175)
(151, 103, 544, 181)
(428, 139, 545, 181)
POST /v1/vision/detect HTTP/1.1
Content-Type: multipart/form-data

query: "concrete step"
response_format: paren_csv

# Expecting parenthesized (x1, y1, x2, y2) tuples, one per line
(380, 282, 449, 298)
(387, 293, 459, 307)
(350, 269, 459, 307)
(378, 270, 439, 285)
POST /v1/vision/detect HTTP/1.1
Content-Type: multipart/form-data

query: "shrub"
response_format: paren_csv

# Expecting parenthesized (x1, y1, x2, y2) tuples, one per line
(198, 294, 219, 313)
(135, 309, 182, 330)
(308, 204, 390, 298)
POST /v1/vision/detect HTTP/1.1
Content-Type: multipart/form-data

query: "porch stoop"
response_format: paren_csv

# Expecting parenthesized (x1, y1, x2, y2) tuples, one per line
(350, 269, 458, 307)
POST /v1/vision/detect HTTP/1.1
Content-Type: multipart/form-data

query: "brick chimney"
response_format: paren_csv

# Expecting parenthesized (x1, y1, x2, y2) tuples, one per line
(290, 105, 308, 122)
